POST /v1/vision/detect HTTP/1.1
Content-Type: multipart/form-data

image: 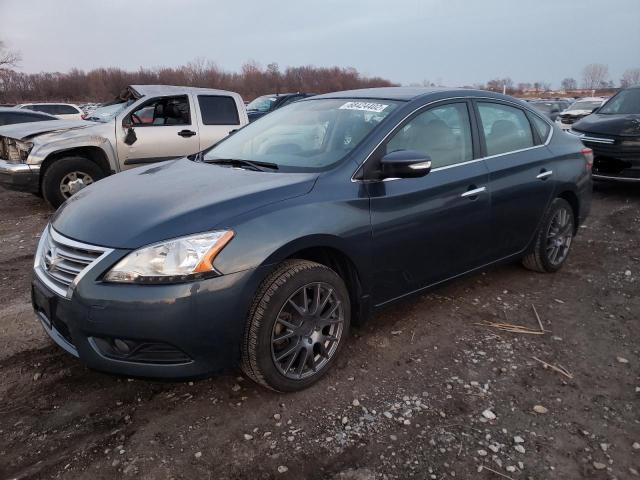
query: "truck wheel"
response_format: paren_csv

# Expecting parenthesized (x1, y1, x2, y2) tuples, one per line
(41, 156, 106, 208)
(241, 260, 351, 392)
(522, 198, 575, 273)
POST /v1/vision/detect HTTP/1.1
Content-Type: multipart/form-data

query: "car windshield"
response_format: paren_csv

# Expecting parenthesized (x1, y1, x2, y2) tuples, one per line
(567, 101, 602, 112)
(84, 99, 134, 122)
(246, 95, 278, 112)
(597, 89, 640, 115)
(204, 98, 401, 172)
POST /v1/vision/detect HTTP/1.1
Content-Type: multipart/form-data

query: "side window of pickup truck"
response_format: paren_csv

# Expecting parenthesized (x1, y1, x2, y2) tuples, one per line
(197, 95, 240, 125)
(129, 96, 191, 126)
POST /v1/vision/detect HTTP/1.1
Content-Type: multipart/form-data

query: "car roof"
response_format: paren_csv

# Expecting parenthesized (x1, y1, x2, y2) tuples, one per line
(257, 93, 310, 97)
(0, 107, 56, 117)
(310, 87, 512, 102)
(17, 102, 80, 107)
(129, 85, 241, 98)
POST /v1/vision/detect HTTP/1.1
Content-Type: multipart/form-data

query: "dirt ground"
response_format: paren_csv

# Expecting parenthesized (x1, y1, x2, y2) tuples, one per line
(0, 183, 638, 480)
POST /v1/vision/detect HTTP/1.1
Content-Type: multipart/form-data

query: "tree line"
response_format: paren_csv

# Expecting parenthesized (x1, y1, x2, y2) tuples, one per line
(1, 37, 638, 104)
(477, 64, 640, 96)
(0, 58, 396, 104)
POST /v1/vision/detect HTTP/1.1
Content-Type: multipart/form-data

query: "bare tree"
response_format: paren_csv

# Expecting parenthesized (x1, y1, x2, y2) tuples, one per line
(561, 77, 577, 91)
(620, 68, 640, 88)
(582, 64, 609, 90)
(0, 40, 21, 70)
(485, 77, 515, 94)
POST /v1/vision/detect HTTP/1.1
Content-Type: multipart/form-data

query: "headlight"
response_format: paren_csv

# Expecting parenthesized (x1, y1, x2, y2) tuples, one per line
(104, 230, 234, 284)
(4, 138, 33, 163)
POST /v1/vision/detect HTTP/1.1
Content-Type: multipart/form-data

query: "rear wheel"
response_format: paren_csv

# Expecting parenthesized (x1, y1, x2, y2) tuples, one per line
(241, 260, 350, 392)
(522, 198, 575, 273)
(41, 156, 106, 208)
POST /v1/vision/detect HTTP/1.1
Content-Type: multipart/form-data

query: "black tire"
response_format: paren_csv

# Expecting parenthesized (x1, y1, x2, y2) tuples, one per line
(41, 156, 106, 208)
(522, 198, 575, 273)
(241, 259, 351, 392)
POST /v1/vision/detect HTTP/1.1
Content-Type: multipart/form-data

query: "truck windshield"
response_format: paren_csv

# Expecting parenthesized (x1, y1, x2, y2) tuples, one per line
(84, 99, 134, 122)
(597, 89, 640, 115)
(246, 95, 277, 112)
(204, 98, 401, 172)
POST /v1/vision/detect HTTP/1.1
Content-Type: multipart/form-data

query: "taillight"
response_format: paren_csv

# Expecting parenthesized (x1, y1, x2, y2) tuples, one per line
(581, 147, 593, 170)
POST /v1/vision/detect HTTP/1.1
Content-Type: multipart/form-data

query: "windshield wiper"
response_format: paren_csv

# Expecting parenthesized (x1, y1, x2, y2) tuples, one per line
(205, 158, 279, 172)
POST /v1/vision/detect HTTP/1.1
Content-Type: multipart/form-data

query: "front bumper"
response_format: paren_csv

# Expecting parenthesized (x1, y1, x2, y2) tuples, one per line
(580, 137, 640, 182)
(32, 257, 270, 379)
(0, 159, 40, 193)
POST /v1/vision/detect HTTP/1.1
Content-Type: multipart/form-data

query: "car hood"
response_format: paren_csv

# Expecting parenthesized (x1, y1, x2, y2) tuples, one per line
(560, 110, 592, 116)
(0, 119, 95, 141)
(52, 158, 318, 249)
(573, 113, 640, 137)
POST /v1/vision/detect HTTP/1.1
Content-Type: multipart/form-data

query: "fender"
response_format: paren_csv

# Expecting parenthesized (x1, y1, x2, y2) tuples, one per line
(32, 136, 118, 174)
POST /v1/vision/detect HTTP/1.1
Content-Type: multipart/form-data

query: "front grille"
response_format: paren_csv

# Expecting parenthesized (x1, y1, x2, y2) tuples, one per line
(559, 115, 579, 125)
(34, 226, 112, 298)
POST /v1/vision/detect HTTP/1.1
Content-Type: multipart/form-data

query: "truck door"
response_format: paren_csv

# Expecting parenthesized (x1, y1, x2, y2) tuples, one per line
(116, 95, 200, 169)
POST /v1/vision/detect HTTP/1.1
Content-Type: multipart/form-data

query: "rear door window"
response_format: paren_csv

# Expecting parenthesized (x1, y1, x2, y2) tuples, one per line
(55, 105, 80, 115)
(197, 95, 240, 125)
(477, 102, 534, 156)
(32, 104, 57, 115)
(530, 114, 551, 142)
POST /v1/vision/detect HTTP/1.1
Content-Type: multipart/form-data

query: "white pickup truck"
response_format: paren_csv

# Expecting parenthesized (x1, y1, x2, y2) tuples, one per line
(0, 85, 248, 207)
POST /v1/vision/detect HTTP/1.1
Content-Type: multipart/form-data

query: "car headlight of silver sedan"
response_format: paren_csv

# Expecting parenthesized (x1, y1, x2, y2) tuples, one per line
(104, 230, 234, 283)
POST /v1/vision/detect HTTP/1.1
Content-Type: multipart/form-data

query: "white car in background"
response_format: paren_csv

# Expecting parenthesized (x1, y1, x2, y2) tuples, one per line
(555, 97, 606, 131)
(15, 103, 84, 120)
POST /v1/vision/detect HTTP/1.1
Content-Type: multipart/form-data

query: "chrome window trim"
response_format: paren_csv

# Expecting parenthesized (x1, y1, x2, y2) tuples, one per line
(34, 225, 114, 299)
(351, 95, 553, 182)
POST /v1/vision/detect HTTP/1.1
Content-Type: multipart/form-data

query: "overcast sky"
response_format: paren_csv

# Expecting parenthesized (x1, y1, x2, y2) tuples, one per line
(1, 0, 638, 87)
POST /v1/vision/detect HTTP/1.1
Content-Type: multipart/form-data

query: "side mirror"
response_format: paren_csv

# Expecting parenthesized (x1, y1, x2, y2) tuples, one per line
(122, 118, 133, 129)
(124, 127, 137, 146)
(380, 150, 432, 179)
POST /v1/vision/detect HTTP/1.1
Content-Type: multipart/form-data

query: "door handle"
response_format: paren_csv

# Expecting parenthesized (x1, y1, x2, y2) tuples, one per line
(537, 170, 553, 180)
(460, 186, 486, 198)
(178, 129, 197, 138)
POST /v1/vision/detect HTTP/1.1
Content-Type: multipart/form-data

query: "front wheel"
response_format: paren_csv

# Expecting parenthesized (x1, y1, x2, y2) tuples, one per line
(241, 260, 351, 392)
(522, 198, 575, 273)
(41, 156, 106, 208)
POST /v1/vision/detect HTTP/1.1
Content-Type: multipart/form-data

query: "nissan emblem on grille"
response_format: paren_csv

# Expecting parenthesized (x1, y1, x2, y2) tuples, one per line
(35, 227, 112, 298)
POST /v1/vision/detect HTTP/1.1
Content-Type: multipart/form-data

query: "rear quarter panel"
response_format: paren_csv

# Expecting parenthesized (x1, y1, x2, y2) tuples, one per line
(546, 128, 592, 226)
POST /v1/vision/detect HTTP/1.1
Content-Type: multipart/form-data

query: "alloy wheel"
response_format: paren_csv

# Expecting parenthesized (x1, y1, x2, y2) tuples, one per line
(271, 282, 344, 380)
(545, 207, 573, 266)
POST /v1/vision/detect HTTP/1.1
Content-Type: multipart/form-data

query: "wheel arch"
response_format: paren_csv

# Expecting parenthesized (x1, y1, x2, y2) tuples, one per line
(261, 236, 370, 324)
(556, 189, 580, 234)
(41, 146, 112, 180)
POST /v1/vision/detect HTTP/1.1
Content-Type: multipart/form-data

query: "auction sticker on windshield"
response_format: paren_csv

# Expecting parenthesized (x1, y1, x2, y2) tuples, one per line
(339, 101, 389, 113)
